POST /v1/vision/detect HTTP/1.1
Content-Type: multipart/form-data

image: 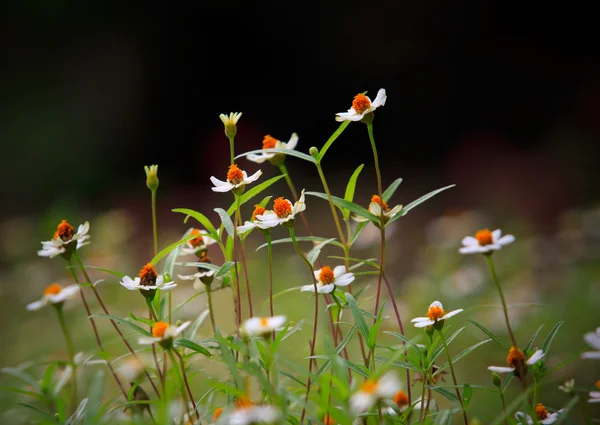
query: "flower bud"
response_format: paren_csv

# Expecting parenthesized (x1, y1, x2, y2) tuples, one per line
(220, 112, 242, 139)
(491, 372, 502, 389)
(425, 325, 435, 337)
(144, 165, 159, 191)
(309, 146, 319, 158)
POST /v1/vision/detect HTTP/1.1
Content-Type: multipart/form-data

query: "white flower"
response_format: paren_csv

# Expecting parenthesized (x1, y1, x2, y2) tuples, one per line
(459, 228, 515, 254)
(301, 265, 354, 294)
(220, 112, 242, 128)
(349, 372, 401, 414)
(515, 404, 564, 424)
(27, 283, 80, 311)
(210, 164, 262, 193)
(582, 327, 600, 359)
(558, 378, 575, 394)
(237, 204, 276, 233)
(353, 194, 402, 223)
(488, 347, 545, 373)
(223, 398, 280, 425)
(410, 301, 463, 328)
(179, 228, 218, 256)
(120, 263, 177, 292)
(138, 321, 191, 345)
(247, 133, 299, 164)
(38, 220, 91, 258)
(253, 190, 306, 228)
(178, 269, 215, 281)
(336, 89, 387, 122)
(240, 316, 287, 337)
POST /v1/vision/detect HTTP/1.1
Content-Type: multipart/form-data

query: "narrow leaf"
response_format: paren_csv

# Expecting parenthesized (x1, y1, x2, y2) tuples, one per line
(390, 184, 455, 223)
(172, 208, 219, 241)
(542, 321, 564, 354)
(525, 325, 544, 352)
(256, 236, 344, 251)
(467, 319, 509, 351)
(317, 120, 351, 161)
(226, 176, 285, 216)
(306, 191, 379, 222)
(216, 261, 235, 278)
(382, 178, 403, 201)
(89, 314, 152, 336)
(343, 164, 364, 220)
(345, 293, 370, 340)
(307, 238, 336, 266)
(214, 208, 234, 237)
(150, 233, 201, 266)
(174, 338, 211, 357)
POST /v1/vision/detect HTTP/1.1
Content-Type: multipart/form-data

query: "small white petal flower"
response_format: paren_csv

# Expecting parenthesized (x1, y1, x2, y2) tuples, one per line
(26, 283, 80, 311)
(37, 220, 91, 258)
(488, 347, 545, 374)
(220, 112, 242, 127)
(515, 405, 563, 424)
(350, 372, 401, 414)
(353, 195, 402, 223)
(240, 316, 287, 337)
(254, 190, 306, 228)
(228, 405, 280, 425)
(120, 263, 176, 292)
(459, 228, 515, 255)
(336, 89, 387, 122)
(301, 265, 354, 294)
(179, 228, 218, 256)
(210, 164, 262, 193)
(138, 321, 191, 345)
(410, 300, 463, 328)
(558, 378, 575, 394)
(247, 133, 299, 164)
(582, 327, 600, 359)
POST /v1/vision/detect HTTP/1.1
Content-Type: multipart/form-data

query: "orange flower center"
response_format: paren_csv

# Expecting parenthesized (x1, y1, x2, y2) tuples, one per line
(138, 263, 158, 286)
(53, 219, 75, 241)
(535, 403, 549, 420)
(213, 407, 224, 422)
(352, 94, 371, 114)
(361, 379, 378, 394)
(262, 135, 278, 149)
(371, 195, 390, 212)
(199, 252, 211, 264)
(323, 414, 335, 425)
(393, 390, 409, 407)
(44, 283, 62, 296)
(260, 317, 269, 327)
(596, 380, 600, 389)
(318, 266, 335, 284)
(475, 229, 493, 246)
(227, 164, 244, 185)
(235, 396, 254, 409)
(152, 321, 169, 338)
(273, 197, 292, 218)
(189, 229, 204, 248)
(253, 204, 266, 220)
(427, 305, 445, 321)
(506, 346, 525, 368)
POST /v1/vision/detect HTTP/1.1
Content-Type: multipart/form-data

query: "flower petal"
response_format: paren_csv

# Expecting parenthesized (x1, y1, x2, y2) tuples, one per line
(497, 234, 515, 246)
(286, 132, 299, 150)
(333, 265, 347, 278)
(461, 236, 478, 247)
(584, 330, 600, 350)
(371, 88, 387, 108)
(487, 366, 515, 373)
(581, 351, 600, 359)
(26, 299, 47, 311)
(414, 320, 435, 328)
(441, 309, 463, 320)
(334, 274, 355, 287)
(120, 276, 140, 290)
(429, 300, 443, 310)
(244, 169, 263, 184)
(526, 350, 545, 365)
(247, 153, 273, 163)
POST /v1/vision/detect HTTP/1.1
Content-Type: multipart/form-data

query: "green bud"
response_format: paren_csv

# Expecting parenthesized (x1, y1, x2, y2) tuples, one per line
(425, 325, 435, 337)
(432, 319, 445, 331)
(164, 272, 172, 282)
(360, 112, 374, 124)
(144, 165, 159, 191)
(492, 372, 502, 388)
(309, 146, 319, 158)
(219, 112, 242, 139)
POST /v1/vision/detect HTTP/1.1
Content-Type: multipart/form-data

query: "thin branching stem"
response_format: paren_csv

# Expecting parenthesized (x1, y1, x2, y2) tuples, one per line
(438, 328, 469, 425)
(485, 255, 518, 347)
(240, 239, 254, 317)
(55, 305, 77, 412)
(173, 350, 200, 421)
(206, 282, 217, 334)
(266, 232, 274, 318)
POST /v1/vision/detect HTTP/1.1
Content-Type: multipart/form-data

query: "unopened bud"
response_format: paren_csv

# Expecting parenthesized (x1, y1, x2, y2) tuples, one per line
(144, 165, 159, 191)
(219, 112, 242, 139)
(492, 372, 502, 388)
(309, 146, 319, 158)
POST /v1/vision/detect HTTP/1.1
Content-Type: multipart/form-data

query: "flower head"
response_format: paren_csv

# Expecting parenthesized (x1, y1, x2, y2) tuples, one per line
(349, 372, 401, 414)
(38, 220, 91, 259)
(27, 283, 80, 311)
(240, 316, 287, 337)
(353, 194, 402, 224)
(336, 89, 387, 123)
(220, 112, 242, 138)
(459, 228, 515, 255)
(144, 164, 159, 191)
(488, 346, 544, 374)
(139, 321, 191, 349)
(515, 403, 563, 424)
(410, 301, 463, 329)
(301, 265, 355, 294)
(178, 252, 217, 288)
(247, 133, 299, 165)
(210, 165, 262, 194)
(558, 378, 575, 395)
(120, 263, 177, 300)
(237, 204, 274, 234)
(589, 381, 600, 403)
(582, 327, 600, 359)
(225, 396, 280, 425)
(252, 190, 306, 228)
(180, 228, 218, 256)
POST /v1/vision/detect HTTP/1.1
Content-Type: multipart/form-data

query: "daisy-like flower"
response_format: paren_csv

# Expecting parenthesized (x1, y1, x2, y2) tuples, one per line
(488, 346, 544, 374)
(589, 381, 600, 403)
(353, 195, 402, 224)
(335, 89, 387, 122)
(301, 265, 355, 294)
(139, 320, 191, 349)
(237, 204, 274, 233)
(180, 228, 218, 256)
(120, 263, 177, 300)
(220, 112, 242, 138)
(226, 396, 280, 425)
(558, 378, 575, 395)
(253, 190, 306, 228)
(410, 300, 463, 329)
(515, 403, 563, 424)
(240, 316, 287, 337)
(210, 164, 262, 194)
(459, 228, 515, 255)
(582, 327, 600, 359)
(26, 283, 80, 311)
(38, 220, 91, 259)
(349, 371, 401, 414)
(247, 133, 299, 165)
(178, 252, 217, 288)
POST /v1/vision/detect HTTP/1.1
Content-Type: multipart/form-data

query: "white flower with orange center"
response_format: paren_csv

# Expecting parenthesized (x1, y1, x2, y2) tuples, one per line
(247, 133, 299, 164)
(237, 204, 275, 233)
(349, 372, 401, 414)
(515, 403, 564, 424)
(301, 265, 355, 294)
(459, 228, 515, 255)
(38, 220, 91, 259)
(138, 320, 191, 346)
(254, 190, 306, 227)
(120, 263, 177, 291)
(353, 195, 402, 223)
(410, 300, 463, 328)
(588, 381, 600, 403)
(582, 327, 600, 359)
(210, 164, 262, 193)
(335, 89, 387, 122)
(225, 396, 280, 425)
(488, 346, 545, 374)
(240, 316, 287, 337)
(180, 228, 218, 256)
(178, 252, 217, 285)
(26, 283, 80, 311)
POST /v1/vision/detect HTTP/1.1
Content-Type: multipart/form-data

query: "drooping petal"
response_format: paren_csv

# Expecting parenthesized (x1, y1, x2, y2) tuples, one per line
(244, 169, 263, 184)
(26, 299, 47, 311)
(237, 221, 257, 233)
(292, 190, 306, 215)
(286, 133, 299, 150)
(335, 110, 363, 122)
(584, 329, 600, 350)
(211, 180, 235, 192)
(441, 309, 463, 320)
(371, 88, 387, 108)
(160, 282, 177, 291)
(138, 337, 161, 345)
(120, 276, 140, 290)
(387, 204, 403, 217)
(247, 153, 274, 164)
(497, 234, 516, 246)
(526, 350, 545, 365)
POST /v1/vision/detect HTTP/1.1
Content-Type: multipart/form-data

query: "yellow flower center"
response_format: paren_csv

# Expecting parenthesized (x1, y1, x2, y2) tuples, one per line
(227, 164, 244, 185)
(506, 346, 525, 368)
(152, 321, 169, 338)
(44, 283, 62, 296)
(262, 135, 278, 149)
(323, 414, 335, 425)
(535, 403, 549, 420)
(189, 229, 204, 248)
(361, 379, 378, 394)
(393, 390, 409, 407)
(235, 396, 254, 409)
(273, 197, 292, 218)
(352, 94, 371, 114)
(427, 305, 445, 321)
(475, 229, 493, 246)
(138, 263, 158, 286)
(53, 220, 75, 241)
(260, 317, 269, 327)
(213, 407, 223, 422)
(319, 266, 335, 284)
(371, 195, 390, 212)
(253, 204, 266, 220)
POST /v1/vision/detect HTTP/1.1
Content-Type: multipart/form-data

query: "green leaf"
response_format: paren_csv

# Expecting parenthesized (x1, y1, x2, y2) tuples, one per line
(436, 339, 491, 374)
(431, 327, 466, 363)
(349, 221, 369, 245)
(345, 293, 370, 341)
(174, 338, 212, 357)
(214, 330, 243, 389)
(390, 184, 455, 223)
(15, 402, 58, 422)
(429, 386, 458, 402)
(317, 120, 351, 161)
(150, 233, 200, 266)
(327, 255, 379, 269)
(216, 261, 235, 278)
(382, 178, 403, 201)
(462, 383, 472, 409)
(128, 312, 154, 326)
(542, 321, 564, 354)
(89, 314, 152, 336)
(307, 238, 336, 266)
(467, 319, 509, 351)
(343, 164, 364, 220)
(176, 261, 221, 273)
(0, 386, 43, 399)
(172, 208, 220, 241)
(525, 325, 544, 352)
(235, 148, 315, 163)
(256, 236, 344, 251)
(306, 191, 379, 222)
(214, 208, 234, 237)
(40, 362, 58, 393)
(1, 367, 41, 390)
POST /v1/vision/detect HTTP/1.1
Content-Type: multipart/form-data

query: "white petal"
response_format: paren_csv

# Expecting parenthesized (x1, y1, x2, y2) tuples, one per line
(584, 331, 600, 350)
(60, 285, 81, 298)
(581, 351, 600, 359)
(352, 215, 370, 223)
(350, 391, 376, 414)
(491, 229, 502, 241)
(27, 299, 47, 311)
(333, 265, 347, 278)
(461, 236, 478, 247)
(369, 202, 382, 216)
(293, 194, 306, 215)
(178, 273, 199, 281)
(211, 181, 234, 192)
(237, 221, 256, 233)
(286, 133, 299, 150)
(429, 300, 443, 310)
(487, 366, 515, 373)
(267, 316, 287, 329)
(410, 317, 430, 322)
(138, 337, 160, 345)
(334, 274, 355, 287)
(301, 284, 317, 292)
(335, 111, 363, 122)
(77, 222, 90, 237)
(317, 284, 335, 294)
(210, 176, 228, 186)
(414, 320, 435, 328)
(175, 321, 192, 335)
(497, 234, 515, 246)
(387, 204, 402, 217)
(515, 412, 533, 425)
(376, 372, 401, 398)
(247, 153, 273, 163)
(526, 350, 545, 365)
(155, 276, 164, 286)
(244, 169, 263, 184)
(459, 246, 487, 254)
(371, 88, 387, 108)
(441, 309, 463, 320)
(120, 276, 140, 290)
(160, 282, 177, 291)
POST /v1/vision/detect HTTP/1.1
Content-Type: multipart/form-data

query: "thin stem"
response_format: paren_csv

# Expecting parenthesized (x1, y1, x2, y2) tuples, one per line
(173, 350, 200, 421)
(266, 232, 274, 318)
(55, 306, 77, 412)
(228, 135, 235, 165)
(314, 161, 347, 247)
(151, 189, 158, 256)
(485, 255, 518, 348)
(233, 195, 242, 327)
(206, 282, 217, 334)
(240, 239, 254, 317)
(438, 329, 469, 425)
(499, 390, 509, 425)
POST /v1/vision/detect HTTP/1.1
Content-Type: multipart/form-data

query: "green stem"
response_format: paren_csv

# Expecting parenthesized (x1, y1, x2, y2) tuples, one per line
(228, 135, 235, 165)
(172, 350, 200, 421)
(314, 161, 347, 247)
(266, 232, 274, 318)
(438, 329, 469, 425)
(206, 282, 217, 334)
(146, 300, 159, 321)
(278, 163, 298, 200)
(240, 239, 254, 317)
(233, 195, 242, 326)
(499, 390, 509, 425)
(151, 189, 158, 255)
(485, 256, 518, 347)
(55, 305, 76, 412)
